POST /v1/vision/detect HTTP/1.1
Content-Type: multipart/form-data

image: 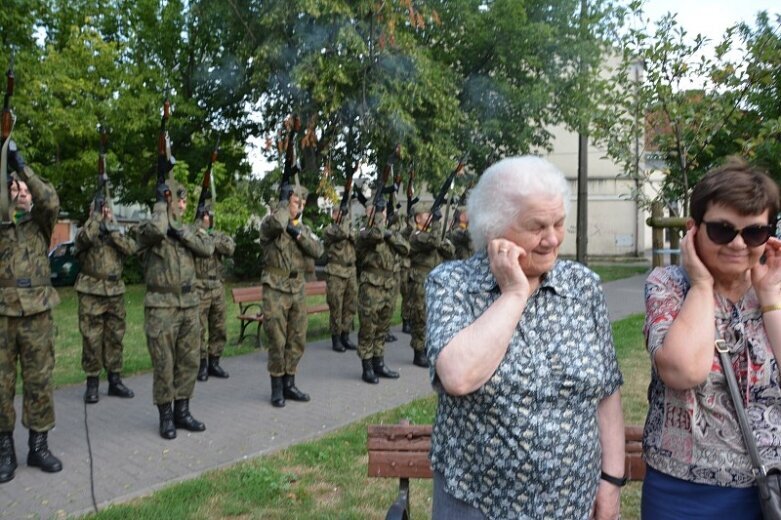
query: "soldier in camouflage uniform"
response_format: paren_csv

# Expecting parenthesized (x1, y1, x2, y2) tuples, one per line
(447, 206, 473, 260)
(0, 144, 63, 483)
(136, 184, 214, 439)
(324, 207, 357, 353)
(355, 199, 410, 384)
(381, 211, 405, 344)
(194, 210, 235, 382)
(75, 204, 137, 404)
(408, 202, 454, 368)
(260, 185, 323, 407)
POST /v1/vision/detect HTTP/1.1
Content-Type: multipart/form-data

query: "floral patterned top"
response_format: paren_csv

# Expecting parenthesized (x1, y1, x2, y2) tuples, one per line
(643, 265, 781, 487)
(425, 250, 623, 519)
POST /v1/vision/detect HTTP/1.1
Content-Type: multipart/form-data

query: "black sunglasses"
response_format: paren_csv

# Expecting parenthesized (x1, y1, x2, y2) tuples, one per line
(702, 220, 775, 247)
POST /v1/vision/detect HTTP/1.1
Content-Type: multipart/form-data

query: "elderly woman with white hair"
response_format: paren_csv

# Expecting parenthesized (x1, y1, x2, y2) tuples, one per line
(425, 156, 625, 519)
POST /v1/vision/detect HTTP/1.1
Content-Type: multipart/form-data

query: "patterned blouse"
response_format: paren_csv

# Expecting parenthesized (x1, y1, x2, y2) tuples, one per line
(425, 250, 623, 519)
(644, 265, 781, 487)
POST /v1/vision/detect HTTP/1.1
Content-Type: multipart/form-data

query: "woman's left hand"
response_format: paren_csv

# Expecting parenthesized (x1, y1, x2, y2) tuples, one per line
(591, 480, 620, 520)
(751, 237, 781, 304)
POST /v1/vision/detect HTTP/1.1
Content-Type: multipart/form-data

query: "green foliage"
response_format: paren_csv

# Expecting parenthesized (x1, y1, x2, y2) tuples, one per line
(231, 224, 262, 281)
(592, 8, 781, 214)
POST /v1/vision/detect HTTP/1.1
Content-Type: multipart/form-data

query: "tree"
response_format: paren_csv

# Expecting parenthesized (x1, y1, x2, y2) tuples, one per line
(592, 9, 781, 215)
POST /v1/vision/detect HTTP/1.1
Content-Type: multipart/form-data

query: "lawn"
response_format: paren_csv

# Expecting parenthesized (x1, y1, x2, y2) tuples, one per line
(47, 262, 645, 390)
(84, 311, 651, 520)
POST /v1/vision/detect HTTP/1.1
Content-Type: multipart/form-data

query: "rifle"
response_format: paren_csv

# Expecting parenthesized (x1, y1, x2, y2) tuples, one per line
(0, 53, 15, 223)
(94, 126, 117, 225)
(195, 136, 220, 227)
(386, 158, 403, 223)
(367, 144, 400, 228)
(335, 127, 356, 226)
(448, 180, 473, 233)
(422, 156, 466, 233)
(279, 115, 301, 201)
(157, 92, 176, 211)
(405, 160, 418, 220)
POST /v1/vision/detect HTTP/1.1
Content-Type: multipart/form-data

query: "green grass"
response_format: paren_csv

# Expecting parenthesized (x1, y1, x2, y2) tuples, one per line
(591, 263, 650, 283)
(48, 282, 338, 389)
(85, 312, 650, 520)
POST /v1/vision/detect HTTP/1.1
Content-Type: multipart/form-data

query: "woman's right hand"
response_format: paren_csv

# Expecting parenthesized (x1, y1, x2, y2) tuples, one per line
(488, 238, 530, 299)
(681, 225, 713, 287)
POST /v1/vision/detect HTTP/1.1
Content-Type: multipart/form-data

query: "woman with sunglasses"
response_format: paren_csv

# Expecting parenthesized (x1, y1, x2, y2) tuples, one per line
(642, 157, 781, 519)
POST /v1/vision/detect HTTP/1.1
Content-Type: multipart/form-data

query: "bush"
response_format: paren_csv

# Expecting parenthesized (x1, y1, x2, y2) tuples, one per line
(231, 225, 262, 281)
(122, 253, 144, 284)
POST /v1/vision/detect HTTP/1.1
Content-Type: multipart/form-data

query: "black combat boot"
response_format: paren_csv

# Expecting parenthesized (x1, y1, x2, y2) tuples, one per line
(402, 320, 411, 334)
(331, 334, 346, 353)
(157, 403, 176, 440)
(270, 376, 285, 408)
(208, 356, 229, 378)
(107, 372, 134, 398)
(0, 432, 17, 483)
(282, 374, 310, 402)
(173, 399, 206, 432)
(385, 333, 398, 343)
(26, 430, 62, 473)
(339, 332, 357, 350)
(361, 359, 379, 384)
(413, 349, 429, 368)
(197, 358, 209, 382)
(372, 356, 400, 379)
(83, 376, 99, 404)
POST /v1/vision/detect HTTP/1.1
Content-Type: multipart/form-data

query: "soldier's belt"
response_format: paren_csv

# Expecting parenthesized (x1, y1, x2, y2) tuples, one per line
(197, 275, 219, 280)
(81, 270, 121, 282)
(265, 266, 299, 279)
(147, 283, 193, 295)
(0, 277, 52, 288)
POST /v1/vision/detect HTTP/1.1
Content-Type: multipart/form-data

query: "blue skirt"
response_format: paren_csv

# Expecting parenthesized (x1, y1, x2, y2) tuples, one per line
(641, 466, 762, 520)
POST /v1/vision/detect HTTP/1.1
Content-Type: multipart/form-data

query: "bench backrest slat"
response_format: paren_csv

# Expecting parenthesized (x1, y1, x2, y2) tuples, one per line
(304, 280, 327, 296)
(367, 423, 646, 482)
(232, 287, 263, 303)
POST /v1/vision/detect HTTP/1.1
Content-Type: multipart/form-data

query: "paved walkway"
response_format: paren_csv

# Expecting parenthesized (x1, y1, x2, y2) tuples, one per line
(0, 273, 648, 519)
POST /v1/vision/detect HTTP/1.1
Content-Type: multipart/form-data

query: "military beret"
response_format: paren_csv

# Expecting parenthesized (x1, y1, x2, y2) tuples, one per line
(414, 201, 433, 215)
(293, 185, 309, 200)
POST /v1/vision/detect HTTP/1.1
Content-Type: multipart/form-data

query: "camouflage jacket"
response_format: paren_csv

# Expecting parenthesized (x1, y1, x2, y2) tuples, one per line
(259, 206, 323, 294)
(136, 202, 214, 308)
(195, 229, 235, 292)
(408, 223, 455, 280)
(447, 226, 473, 260)
(356, 224, 410, 289)
(74, 215, 137, 296)
(323, 219, 356, 279)
(0, 166, 61, 316)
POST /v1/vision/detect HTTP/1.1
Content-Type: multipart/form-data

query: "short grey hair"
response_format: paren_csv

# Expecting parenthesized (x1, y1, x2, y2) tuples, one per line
(467, 156, 570, 251)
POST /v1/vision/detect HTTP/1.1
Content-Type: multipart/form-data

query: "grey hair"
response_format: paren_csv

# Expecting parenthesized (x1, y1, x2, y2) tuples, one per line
(467, 156, 570, 251)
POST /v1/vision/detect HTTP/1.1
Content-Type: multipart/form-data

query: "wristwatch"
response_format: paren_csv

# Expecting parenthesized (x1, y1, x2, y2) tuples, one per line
(600, 470, 628, 487)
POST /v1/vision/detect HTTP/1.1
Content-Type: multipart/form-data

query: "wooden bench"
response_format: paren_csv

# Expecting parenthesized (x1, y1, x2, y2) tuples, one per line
(231, 280, 329, 349)
(368, 421, 646, 520)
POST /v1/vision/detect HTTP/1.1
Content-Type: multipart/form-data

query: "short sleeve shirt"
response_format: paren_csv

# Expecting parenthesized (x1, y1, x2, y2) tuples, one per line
(643, 265, 781, 487)
(425, 250, 623, 519)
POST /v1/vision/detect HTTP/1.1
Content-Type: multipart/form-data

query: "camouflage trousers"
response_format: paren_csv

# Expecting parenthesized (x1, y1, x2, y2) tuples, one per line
(0, 312, 55, 432)
(380, 273, 400, 338)
(78, 292, 126, 376)
(144, 306, 200, 405)
(262, 286, 306, 377)
(199, 286, 228, 359)
(400, 267, 412, 322)
(357, 280, 394, 360)
(408, 270, 427, 351)
(326, 273, 357, 336)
